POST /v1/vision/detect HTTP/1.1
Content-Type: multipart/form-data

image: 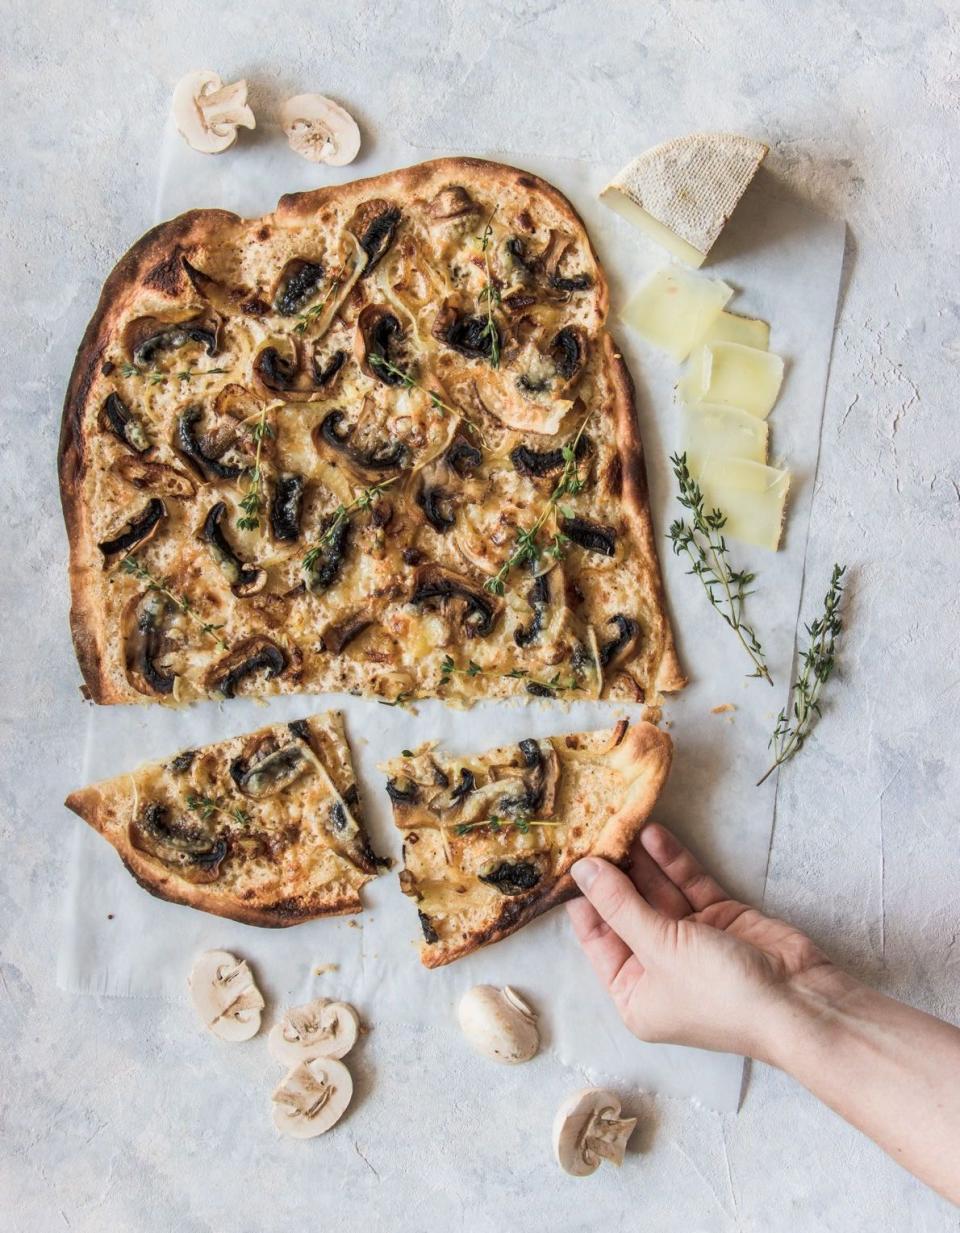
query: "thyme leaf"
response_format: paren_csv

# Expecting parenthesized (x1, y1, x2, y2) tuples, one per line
(293, 265, 345, 335)
(368, 354, 487, 445)
(236, 407, 274, 532)
(121, 555, 229, 650)
(301, 477, 398, 571)
(185, 793, 250, 827)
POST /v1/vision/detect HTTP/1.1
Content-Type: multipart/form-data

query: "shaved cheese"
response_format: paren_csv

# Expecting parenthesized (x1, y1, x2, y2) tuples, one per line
(679, 341, 784, 419)
(703, 310, 770, 350)
(681, 405, 768, 477)
(601, 133, 768, 267)
(621, 266, 733, 361)
(699, 457, 790, 550)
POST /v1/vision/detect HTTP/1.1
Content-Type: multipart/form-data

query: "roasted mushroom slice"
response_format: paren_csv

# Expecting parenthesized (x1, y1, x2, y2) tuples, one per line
(102, 392, 151, 454)
(478, 858, 543, 896)
(414, 456, 458, 535)
(313, 348, 347, 389)
(313, 409, 409, 483)
(111, 456, 196, 500)
(200, 502, 266, 597)
(356, 305, 407, 384)
(270, 473, 304, 542)
(182, 258, 255, 318)
(98, 498, 166, 562)
(302, 516, 350, 594)
(273, 259, 325, 316)
(433, 299, 500, 362)
(514, 567, 561, 648)
(510, 433, 589, 479)
(446, 434, 482, 477)
(561, 515, 617, 558)
(599, 615, 642, 670)
(252, 343, 299, 394)
(410, 563, 501, 638)
(230, 741, 311, 799)
(123, 312, 221, 368)
(176, 406, 247, 481)
(130, 802, 227, 883)
(428, 185, 477, 220)
(551, 327, 586, 383)
(208, 637, 287, 698)
(127, 590, 175, 697)
(320, 614, 373, 654)
(349, 201, 401, 276)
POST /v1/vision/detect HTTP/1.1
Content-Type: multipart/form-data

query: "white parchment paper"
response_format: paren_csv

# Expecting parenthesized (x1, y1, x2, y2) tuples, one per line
(58, 124, 844, 1113)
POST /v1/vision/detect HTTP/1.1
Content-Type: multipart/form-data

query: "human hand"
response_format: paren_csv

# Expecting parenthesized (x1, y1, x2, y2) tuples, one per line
(567, 823, 836, 1062)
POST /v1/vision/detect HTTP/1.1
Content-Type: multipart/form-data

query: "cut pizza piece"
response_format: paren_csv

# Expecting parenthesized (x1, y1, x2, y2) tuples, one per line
(380, 720, 672, 967)
(64, 712, 383, 926)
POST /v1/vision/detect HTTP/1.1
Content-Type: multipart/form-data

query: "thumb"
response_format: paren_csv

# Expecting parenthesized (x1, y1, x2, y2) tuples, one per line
(570, 857, 665, 957)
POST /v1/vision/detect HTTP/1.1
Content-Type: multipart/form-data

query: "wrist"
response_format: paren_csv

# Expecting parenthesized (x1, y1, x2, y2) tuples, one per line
(753, 964, 864, 1070)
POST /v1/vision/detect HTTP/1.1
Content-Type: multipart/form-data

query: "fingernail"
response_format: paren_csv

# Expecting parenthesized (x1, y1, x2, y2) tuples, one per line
(571, 858, 600, 891)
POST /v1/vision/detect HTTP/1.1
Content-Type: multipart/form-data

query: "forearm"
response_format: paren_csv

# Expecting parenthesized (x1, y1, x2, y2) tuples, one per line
(765, 966, 960, 1204)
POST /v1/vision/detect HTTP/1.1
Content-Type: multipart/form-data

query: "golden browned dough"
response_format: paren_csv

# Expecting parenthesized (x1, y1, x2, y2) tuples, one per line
(60, 157, 684, 708)
(380, 719, 671, 966)
(64, 712, 382, 926)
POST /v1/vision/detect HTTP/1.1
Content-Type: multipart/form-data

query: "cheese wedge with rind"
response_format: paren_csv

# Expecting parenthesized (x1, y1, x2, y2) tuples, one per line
(679, 341, 784, 419)
(681, 405, 769, 478)
(699, 457, 790, 550)
(601, 133, 769, 267)
(703, 310, 770, 350)
(621, 266, 733, 362)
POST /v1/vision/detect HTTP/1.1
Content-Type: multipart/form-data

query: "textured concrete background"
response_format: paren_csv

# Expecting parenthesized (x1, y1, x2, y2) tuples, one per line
(2, 1, 959, 1229)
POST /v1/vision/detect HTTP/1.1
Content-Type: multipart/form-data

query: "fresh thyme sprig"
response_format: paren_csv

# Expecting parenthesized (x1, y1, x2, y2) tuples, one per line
(185, 793, 251, 827)
(368, 354, 487, 445)
(483, 412, 593, 597)
(120, 362, 228, 385)
(439, 656, 579, 696)
(454, 815, 565, 837)
(477, 212, 501, 368)
(237, 408, 274, 532)
(301, 477, 398, 571)
(668, 453, 772, 685)
(293, 265, 345, 335)
(757, 565, 846, 785)
(121, 555, 229, 650)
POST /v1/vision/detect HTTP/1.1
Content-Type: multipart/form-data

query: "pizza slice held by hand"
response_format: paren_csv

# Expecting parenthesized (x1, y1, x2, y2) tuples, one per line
(65, 712, 383, 926)
(380, 720, 672, 967)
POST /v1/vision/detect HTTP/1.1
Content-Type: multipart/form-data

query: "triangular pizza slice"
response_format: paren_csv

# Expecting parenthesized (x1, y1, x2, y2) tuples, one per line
(65, 711, 382, 926)
(380, 720, 671, 967)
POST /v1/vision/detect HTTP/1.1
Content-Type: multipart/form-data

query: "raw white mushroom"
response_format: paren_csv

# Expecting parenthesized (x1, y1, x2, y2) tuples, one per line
(552, 1088, 638, 1177)
(280, 94, 361, 166)
(189, 950, 264, 1042)
(272, 1056, 353, 1139)
(172, 70, 256, 154)
(457, 985, 540, 1064)
(267, 998, 360, 1065)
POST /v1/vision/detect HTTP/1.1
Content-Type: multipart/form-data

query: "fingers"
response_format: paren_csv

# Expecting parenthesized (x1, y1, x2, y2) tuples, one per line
(570, 857, 664, 957)
(628, 841, 692, 920)
(640, 823, 729, 912)
(566, 898, 636, 988)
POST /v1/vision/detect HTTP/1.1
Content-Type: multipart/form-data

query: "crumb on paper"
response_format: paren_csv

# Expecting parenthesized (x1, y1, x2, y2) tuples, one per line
(314, 963, 339, 976)
(711, 703, 736, 714)
(347, 920, 360, 929)
(107, 913, 115, 920)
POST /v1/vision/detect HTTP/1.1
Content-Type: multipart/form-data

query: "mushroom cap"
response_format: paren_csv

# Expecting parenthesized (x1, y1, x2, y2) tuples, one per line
(272, 1056, 353, 1138)
(172, 70, 255, 155)
(457, 984, 540, 1064)
(267, 998, 360, 1065)
(188, 949, 264, 1042)
(280, 93, 361, 166)
(552, 1087, 637, 1177)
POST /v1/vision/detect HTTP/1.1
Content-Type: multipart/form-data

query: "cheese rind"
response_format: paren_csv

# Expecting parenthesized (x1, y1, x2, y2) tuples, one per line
(602, 133, 769, 265)
(699, 457, 790, 550)
(703, 310, 770, 350)
(679, 341, 784, 419)
(621, 266, 733, 362)
(681, 405, 769, 478)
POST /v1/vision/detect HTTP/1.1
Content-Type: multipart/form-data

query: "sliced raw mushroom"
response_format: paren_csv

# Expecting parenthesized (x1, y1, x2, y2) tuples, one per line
(111, 455, 197, 500)
(561, 515, 617, 558)
(599, 614, 642, 670)
(313, 409, 409, 483)
(229, 739, 311, 799)
(552, 1088, 637, 1177)
(101, 393, 150, 453)
(280, 94, 361, 166)
(272, 1057, 353, 1139)
(176, 406, 247, 481)
(409, 563, 501, 638)
(127, 590, 175, 697)
(356, 305, 408, 384)
(200, 502, 266, 597)
(457, 985, 539, 1064)
(98, 498, 166, 562)
(124, 312, 221, 369)
(188, 950, 263, 1042)
(348, 200, 401, 276)
(268, 998, 360, 1064)
(432, 298, 500, 362)
(427, 185, 478, 220)
(207, 636, 287, 698)
(172, 71, 255, 155)
(270, 473, 304, 542)
(273, 259, 325, 316)
(131, 803, 228, 884)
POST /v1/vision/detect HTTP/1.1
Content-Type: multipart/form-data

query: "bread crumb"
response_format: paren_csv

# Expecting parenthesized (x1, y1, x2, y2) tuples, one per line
(314, 963, 339, 976)
(711, 703, 736, 714)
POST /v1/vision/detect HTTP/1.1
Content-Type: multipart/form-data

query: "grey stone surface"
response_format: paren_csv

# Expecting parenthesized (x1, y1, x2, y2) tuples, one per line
(1, 1, 958, 1229)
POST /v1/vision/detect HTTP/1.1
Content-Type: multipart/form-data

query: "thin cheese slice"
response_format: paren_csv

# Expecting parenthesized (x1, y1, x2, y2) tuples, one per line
(679, 341, 784, 419)
(699, 457, 790, 550)
(703, 310, 770, 350)
(601, 133, 769, 267)
(621, 266, 733, 361)
(681, 405, 768, 477)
